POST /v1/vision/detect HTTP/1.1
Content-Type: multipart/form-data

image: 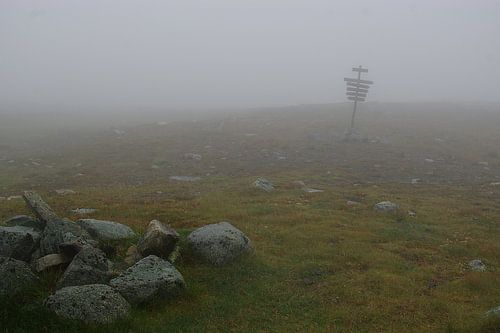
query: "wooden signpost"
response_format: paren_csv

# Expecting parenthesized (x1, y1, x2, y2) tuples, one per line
(344, 65, 373, 136)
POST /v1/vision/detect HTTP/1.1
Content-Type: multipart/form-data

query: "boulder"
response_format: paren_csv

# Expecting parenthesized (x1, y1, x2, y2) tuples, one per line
(0, 226, 40, 261)
(137, 220, 179, 259)
(469, 259, 486, 272)
(0, 256, 38, 297)
(109, 255, 185, 304)
(187, 222, 252, 266)
(373, 201, 399, 212)
(76, 219, 135, 242)
(4, 215, 44, 231)
(39, 219, 88, 256)
(254, 178, 274, 192)
(57, 246, 111, 289)
(44, 284, 130, 324)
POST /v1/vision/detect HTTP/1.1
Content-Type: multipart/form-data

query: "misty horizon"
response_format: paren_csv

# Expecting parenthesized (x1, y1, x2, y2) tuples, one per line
(1, 0, 500, 112)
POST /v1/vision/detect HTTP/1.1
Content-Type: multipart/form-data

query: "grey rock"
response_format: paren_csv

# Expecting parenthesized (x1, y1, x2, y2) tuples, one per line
(137, 220, 179, 259)
(373, 201, 399, 212)
(55, 189, 76, 196)
(4, 215, 44, 231)
(254, 178, 275, 192)
(39, 219, 88, 256)
(169, 176, 201, 182)
(71, 208, 97, 215)
(44, 284, 130, 324)
(0, 226, 40, 261)
(0, 256, 38, 297)
(302, 187, 324, 193)
(485, 306, 500, 318)
(110, 255, 185, 304)
(76, 219, 135, 242)
(187, 222, 252, 266)
(469, 259, 486, 272)
(57, 246, 111, 289)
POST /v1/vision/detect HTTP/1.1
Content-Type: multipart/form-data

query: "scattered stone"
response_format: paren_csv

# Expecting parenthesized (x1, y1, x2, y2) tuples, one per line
(0, 226, 41, 261)
(184, 153, 202, 161)
(71, 208, 97, 215)
(169, 176, 201, 182)
(411, 178, 421, 184)
(7, 195, 22, 201)
(373, 201, 399, 213)
(485, 306, 500, 318)
(151, 165, 160, 169)
(491, 182, 500, 186)
(55, 189, 76, 196)
(408, 210, 417, 217)
(4, 215, 44, 231)
(425, 158, 434, 163)
(34, 253, 72, 272)
(57, 246, 111, 289)
(137, 220, 179, 260)
(469, 259, 486, 272)
(187, 222, 252, 266)
(478, 161, 489, 166)
(110, 255, 185, 304)
(302, 187, 324, 193)
(44, 284, 130, 324)
(292, 180, 306, 187)
(254, 178, 275, 192)
(77, 219, 135, 242)
(346, 200, 360, 206)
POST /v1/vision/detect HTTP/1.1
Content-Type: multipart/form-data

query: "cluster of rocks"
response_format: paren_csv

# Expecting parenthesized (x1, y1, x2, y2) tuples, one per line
(0, 191, 252, 324)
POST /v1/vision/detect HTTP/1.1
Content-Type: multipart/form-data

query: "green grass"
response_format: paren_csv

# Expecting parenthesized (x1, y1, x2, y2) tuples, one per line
(1, 174, 499, 332)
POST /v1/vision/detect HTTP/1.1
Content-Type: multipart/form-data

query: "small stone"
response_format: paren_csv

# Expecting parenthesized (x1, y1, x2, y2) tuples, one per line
(302, 188, 324, 193)
(55, 189, 76, 196)
(373, 201, 399, 213)
(169, 176, 201, 182)
(469, 259, 486, 272)
(346, 200, 360, 206)
(71, 208, 97, 215)
(184, 153, 202, 161)
(4, 215, 44, 231)
(408, 210, 417, 217)
(254, 178, 275, 192)
(44, 284, 130, 324)
(33, 253, 73, 272)
(485, 306, 500, 318)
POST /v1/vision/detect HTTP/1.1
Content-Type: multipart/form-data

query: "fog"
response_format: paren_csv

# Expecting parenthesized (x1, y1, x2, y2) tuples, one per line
(1, 0, 499, 112)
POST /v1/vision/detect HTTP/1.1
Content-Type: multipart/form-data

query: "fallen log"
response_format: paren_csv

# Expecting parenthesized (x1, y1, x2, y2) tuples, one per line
(22, 191, 59, 224)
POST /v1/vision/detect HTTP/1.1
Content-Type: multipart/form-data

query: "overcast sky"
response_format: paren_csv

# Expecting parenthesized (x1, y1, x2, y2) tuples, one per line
(1, 0, 499, 111)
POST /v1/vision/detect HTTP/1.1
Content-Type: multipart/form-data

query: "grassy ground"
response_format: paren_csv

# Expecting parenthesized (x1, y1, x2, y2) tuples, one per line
(1, 173, 499, 332)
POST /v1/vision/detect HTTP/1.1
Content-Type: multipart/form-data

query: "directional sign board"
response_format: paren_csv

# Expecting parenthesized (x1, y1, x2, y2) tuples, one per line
(347, 87, 369, 93)
(346, 82, 370, 89)
(344, 78, 374, 85)
(344, 65, 373, 134)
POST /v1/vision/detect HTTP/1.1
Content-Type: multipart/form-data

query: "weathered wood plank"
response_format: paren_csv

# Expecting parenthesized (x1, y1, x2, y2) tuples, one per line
(22, 191, 59, 224)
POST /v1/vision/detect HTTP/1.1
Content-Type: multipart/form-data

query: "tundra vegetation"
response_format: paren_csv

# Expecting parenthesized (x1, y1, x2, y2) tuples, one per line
(1, 103, 500, 332)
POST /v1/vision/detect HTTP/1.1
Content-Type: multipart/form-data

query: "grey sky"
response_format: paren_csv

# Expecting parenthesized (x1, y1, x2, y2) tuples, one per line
(1, 0, 499, 111)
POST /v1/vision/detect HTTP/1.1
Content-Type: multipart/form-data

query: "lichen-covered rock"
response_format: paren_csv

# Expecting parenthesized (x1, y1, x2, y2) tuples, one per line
(110, 255, 185, 304)
(76, 219, 135, 242)
(373, 201, 399, 212)
(0, 226, 40, 261)
(137, 220, 179, 259)
(187, 222, 252, 266)
(39, 219, 88, 256)
(4, 215, 44, 231)
(0, 256, 38, 297)
(57, 246, 111, 289)
(253, 178, 275, 192)
(469, 259, 486, 272)
(44, 284, 130, 324)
